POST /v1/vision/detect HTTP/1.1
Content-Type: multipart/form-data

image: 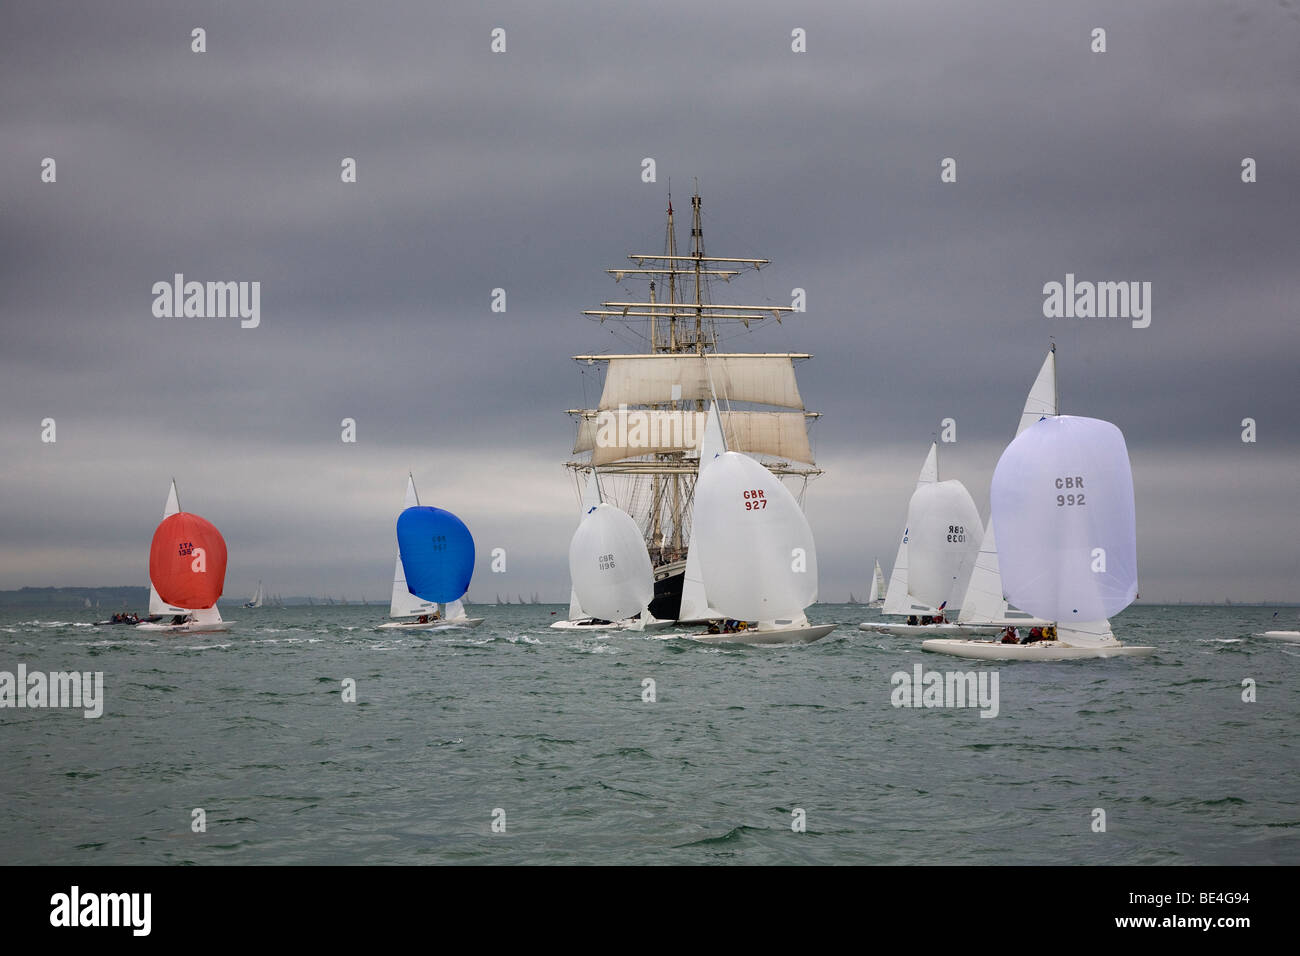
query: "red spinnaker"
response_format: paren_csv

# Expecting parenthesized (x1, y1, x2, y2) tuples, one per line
(148, 512, 228, 609)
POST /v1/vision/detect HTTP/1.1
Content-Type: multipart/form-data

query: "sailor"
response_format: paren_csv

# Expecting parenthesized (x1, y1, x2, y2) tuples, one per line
(416, 614, 429, 624)
(1044, 625, 1057, 640)
(1022, 626, 1045, 645)
(1000, 625, 1019, 644)
(707, 621, 721, 635)
(907, 615, 919, 626)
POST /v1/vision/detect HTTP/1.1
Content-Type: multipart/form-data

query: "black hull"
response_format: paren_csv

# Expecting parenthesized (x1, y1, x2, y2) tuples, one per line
(649, 568, 684, 621)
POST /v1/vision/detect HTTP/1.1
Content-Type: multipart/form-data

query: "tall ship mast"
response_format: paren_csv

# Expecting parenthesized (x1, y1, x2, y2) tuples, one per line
(566, 188, 822, 621)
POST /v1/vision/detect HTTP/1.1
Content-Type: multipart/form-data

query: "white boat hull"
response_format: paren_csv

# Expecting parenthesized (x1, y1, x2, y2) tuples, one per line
(692, 622, 837, 645)
(859, 621, 1002, 637)
(1260, 630, 1300, 643)
(377, 617, 484, 631)
(550, 616, 674, 631)
(921, 638, 1155, 661)
(136, 620, 232, 634)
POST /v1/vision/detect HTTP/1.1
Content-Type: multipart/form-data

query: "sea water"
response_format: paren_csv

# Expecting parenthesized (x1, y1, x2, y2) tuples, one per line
(0, 604, 1294, 864)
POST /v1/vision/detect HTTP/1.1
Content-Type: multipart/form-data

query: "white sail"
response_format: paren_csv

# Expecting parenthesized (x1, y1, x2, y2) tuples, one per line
(575, 409, 814, 466)
(568, 503, 654, 622)
(566, 471, 605, 620)
(882, 443, 940, 616)
(148, 479, 188, 615)
(678, 403, 728, 622)
(692, 450, 819, 624)
(959, 348, 1059, 624)
(870, 559, 886, 603)
(904, 479, 983, 610)
(991, 415, 1138, 625)
(247, 580, 263, 607)
(598, 354, 807, 410)
(444, 598, 467, 621)
(390, 475, 438, 619)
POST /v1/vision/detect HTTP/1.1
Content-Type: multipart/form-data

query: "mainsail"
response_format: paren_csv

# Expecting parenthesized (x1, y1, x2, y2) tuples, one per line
(389, 476, 438, 619)
(958, 347, 1059, 626)
(565, 190, 821, 621)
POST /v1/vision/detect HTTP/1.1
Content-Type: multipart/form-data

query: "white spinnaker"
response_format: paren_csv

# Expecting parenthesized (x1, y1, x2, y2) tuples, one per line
(692, 451, 818, 623)
(390, 475, 438, 618)
(882, 443, 940, 616)
(904, 479, 984, 610)
(678, 403, 728, 622)
(569, 504, 654, 623)
(991, 415, 1138, 625)
(148, 480, 189, 615)
(567, 471, 604, 620)
(959, 348, 1059, 624)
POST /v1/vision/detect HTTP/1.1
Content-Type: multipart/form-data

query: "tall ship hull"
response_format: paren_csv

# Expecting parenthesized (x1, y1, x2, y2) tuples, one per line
(565, 189, 822, 623)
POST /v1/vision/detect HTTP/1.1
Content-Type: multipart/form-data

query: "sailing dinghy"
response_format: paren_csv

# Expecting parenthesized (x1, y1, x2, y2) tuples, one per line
(553, 471, 668, 630)
(243, 580, 264, 608)
(859, 444, 993, 637)
(924, 414, 1154, 660)
(686, 402, 835, 645)
(377, 475, 483, 630)
(136, 480, 231, 633)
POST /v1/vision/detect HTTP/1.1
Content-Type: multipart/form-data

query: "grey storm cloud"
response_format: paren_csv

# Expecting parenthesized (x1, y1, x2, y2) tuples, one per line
(1, 0, 1297, 602)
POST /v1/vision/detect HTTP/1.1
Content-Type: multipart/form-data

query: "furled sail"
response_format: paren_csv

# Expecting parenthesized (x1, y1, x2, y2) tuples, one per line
(991, 415, 1138, 625)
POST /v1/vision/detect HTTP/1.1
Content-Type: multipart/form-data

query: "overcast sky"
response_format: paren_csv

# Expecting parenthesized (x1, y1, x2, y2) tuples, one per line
(2, 0, 1297, 604)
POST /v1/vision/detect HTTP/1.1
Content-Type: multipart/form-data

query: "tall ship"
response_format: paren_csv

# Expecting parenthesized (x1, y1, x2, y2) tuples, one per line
(564, 189, 822, 622)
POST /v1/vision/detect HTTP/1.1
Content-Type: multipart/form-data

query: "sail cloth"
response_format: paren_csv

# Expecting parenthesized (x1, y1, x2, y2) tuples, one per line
(882, 443, 940, 616)
(148, 481, 188, 615)
(148, 512, 228, 609)
(568, 503, 654, 622)
(396, 507, 476, 604)
(691, 451, 818, 622)
(567, 471, 604, 621)
(390, 477, 437, 618)
(597, 355, 806, 411)
(991, 415, 1138, 624)
(678, 402, 728, 622)
(574, 409, 814, 465)
(904, 479, 984, 610)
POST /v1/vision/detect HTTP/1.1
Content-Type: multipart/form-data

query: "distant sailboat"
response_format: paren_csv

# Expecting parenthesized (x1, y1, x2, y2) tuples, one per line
(377, 475, 483, 630)
(868, 559, 886, 606)
(137, 480, 231, 633)
(243, 580, 264, 608)
(859, 443, 989, 636)
(687, 402, 835, 644)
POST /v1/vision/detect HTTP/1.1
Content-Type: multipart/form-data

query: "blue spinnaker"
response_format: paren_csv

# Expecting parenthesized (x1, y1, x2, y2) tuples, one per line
(396, 506, 475, 604)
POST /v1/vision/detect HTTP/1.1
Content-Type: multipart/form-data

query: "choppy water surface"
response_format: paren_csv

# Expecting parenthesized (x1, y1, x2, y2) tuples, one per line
(0, 604, 1295, 864)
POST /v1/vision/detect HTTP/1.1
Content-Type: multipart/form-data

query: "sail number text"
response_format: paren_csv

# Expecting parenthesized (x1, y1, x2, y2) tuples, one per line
(598, 553, 616, 570)
(176, 541, 195, 556)
(1055, 476, 1085, 507)
(946, 525, 968, 543)
(743, 489, 768, 511)
(429, 534, 447, 551)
